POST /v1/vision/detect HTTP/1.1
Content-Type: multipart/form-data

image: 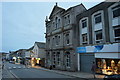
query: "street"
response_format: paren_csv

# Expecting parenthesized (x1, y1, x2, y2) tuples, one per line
(2, 62, 86, 80)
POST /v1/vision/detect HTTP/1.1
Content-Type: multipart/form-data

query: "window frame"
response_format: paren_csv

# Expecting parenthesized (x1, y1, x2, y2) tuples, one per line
(94, 13, 102, 24)
(95, 30, 103, 43)
(82, 33, 88, 45)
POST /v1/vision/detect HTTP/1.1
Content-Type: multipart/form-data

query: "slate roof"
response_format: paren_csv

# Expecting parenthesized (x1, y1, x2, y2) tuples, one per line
(35, 42, 45, 49)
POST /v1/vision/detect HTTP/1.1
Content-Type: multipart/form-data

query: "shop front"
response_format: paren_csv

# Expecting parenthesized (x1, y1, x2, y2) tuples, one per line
(96, 58, 120, 75)
(77, 43, 120, 75)
(95, 43, 120, 75)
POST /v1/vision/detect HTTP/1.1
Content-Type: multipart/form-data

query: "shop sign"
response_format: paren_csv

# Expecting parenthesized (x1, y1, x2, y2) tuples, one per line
(77, 47, 86, 53)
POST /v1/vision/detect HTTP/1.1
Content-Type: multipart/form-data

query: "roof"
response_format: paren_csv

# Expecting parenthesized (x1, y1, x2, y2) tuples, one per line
(26, 46, 34, 51)
(49, 4, 65, 19)
(35, 42, 45, 49)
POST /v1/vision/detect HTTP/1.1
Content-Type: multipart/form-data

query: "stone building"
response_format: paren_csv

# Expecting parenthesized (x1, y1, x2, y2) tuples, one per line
(45, 3, 86, 71)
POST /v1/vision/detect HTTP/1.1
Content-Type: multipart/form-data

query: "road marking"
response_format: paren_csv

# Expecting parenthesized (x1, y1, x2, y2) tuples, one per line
(13, 67, 16, 69)
(9, 70, 21, 80)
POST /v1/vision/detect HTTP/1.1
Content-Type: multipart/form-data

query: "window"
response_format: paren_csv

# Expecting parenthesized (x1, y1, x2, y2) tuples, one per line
(94, 13, 102, 24)
(68, 15, 70, 24)
(66, 52, 70, 67)
(112, 7, 120, 18)
(82, 19, 87, 28)
(52, 38, 55, 46)
(53, 52, 56, 64)
(55, 17, 58, 29)
(57, 52, 60, 65)
(114, 26, 120, 42)
(55, 36, 58, 45)
(58, 36, 60, 45)
(95, 30, 103, 43)
(58, 19, 60, 28)
(48, 39, 50, 47)
(64, 17, 67, 26)
(64, 15, 70, 26)
(47, 52, 50, 64)
(66, 34, 69, 45)
(82, 33, 87, 44)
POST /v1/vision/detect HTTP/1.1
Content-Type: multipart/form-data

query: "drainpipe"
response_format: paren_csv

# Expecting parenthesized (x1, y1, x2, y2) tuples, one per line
(77, 53, 80, 71)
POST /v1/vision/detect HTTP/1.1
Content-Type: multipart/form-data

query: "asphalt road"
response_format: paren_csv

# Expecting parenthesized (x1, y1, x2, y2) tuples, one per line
(3, 62, 85, 80)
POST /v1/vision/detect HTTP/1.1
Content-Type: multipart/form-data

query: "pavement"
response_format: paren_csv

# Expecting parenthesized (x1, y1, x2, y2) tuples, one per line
(31, 66, 105, 80)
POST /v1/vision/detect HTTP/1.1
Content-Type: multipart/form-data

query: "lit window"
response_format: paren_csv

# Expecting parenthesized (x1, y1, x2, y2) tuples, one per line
(82, 33, 88, 45)
(94, 13, 102, 24)
(82, 19, 87, 28)
(95, 30, 103, 43)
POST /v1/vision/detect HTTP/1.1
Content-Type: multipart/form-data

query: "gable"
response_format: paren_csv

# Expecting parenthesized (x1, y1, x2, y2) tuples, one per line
(49, 5, 65, 19)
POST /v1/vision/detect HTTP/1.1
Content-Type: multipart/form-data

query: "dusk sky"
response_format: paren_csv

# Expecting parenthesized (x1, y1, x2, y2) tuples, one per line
(1, 1, 102, 53)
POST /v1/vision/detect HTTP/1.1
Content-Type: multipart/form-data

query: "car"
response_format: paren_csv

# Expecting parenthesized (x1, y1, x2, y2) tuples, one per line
(9, 61, 15, 64)
(104, 74, 120, 80)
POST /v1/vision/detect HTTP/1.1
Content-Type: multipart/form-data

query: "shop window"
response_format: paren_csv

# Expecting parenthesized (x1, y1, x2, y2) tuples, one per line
(96, 59, 120, 75)
(112, 7, 120, 18)
(94, 13, 102, 24)
(95, 30, 103, 43)
(82, 33, 88, 45)
(82, 19, 87, 28)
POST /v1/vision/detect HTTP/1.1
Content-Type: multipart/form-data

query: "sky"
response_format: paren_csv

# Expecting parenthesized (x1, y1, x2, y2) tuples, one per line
(1, 1, 102, 53)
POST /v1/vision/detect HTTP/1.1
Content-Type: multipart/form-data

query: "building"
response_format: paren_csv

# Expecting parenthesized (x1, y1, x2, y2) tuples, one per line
(25, 46, 34, 66)
(45, 3, 86, 71)
(32, 42, 46, 67)
(76, 2, 120, 74)
(25, 42, 46, 67)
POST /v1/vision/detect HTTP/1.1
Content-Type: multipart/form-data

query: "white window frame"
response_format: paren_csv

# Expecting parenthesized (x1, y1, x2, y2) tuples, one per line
(112, 6, 120, 19)
(94, 13, 102, 24)
(95, 30, 103, 43)
(92, 10, 105, 44)
(81, 19, 87, 28)
(82, 33, 88, 45)
(79, 17, 89, 45)
(108, 3, 120, 42)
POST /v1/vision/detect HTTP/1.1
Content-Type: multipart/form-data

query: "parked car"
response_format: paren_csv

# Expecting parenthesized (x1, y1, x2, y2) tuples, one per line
(104, 74, 120, 80)
(9, 61, 15, 64)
